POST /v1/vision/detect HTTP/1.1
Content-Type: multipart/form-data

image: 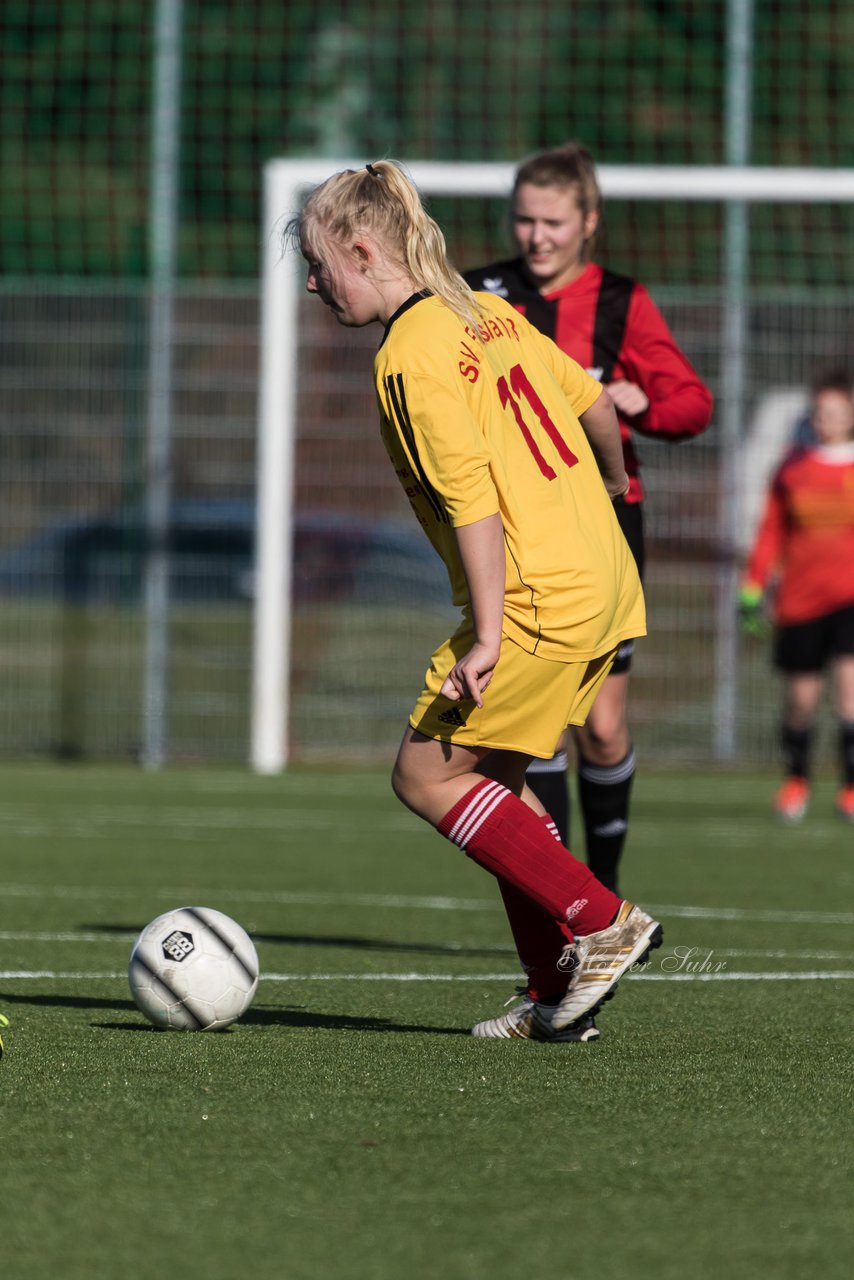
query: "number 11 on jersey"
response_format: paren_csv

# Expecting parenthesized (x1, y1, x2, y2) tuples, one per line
(497, 363, 579, 480)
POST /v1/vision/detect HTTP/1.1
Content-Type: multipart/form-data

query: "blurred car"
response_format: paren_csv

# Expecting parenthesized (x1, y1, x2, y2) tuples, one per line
(0, 498, 451, 607)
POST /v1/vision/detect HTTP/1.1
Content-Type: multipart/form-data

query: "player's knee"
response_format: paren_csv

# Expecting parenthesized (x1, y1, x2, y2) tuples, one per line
(391, 755, 422, 812)
(390, 758, 409, 803)
(578, 714, 629, 764)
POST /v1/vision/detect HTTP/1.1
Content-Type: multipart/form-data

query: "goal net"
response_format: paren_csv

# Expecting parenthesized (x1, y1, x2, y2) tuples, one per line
(254, 160, 854, 771)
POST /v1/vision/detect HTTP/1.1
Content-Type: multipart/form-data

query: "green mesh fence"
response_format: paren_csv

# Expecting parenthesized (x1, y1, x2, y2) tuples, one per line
(1, 0, 853, 764)
(3, 0, 854, 281)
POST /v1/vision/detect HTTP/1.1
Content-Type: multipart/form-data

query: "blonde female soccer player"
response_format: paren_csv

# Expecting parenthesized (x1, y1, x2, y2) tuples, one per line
(291, 160, 662, 1042)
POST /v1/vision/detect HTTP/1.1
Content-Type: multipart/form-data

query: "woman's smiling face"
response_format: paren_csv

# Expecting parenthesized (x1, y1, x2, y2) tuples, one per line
(511, 182, 599, 294)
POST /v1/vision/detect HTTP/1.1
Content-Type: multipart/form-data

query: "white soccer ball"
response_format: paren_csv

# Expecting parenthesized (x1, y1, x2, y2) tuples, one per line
(128, 906, 259, 1031)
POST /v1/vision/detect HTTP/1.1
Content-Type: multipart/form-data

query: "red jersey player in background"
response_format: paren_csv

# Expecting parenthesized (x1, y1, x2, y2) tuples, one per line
(740, 370, 854, 823)
(465, 142, 713, 894)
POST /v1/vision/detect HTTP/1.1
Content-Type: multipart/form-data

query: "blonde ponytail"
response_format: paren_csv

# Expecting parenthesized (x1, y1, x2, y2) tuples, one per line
(290, 161, 483, 326)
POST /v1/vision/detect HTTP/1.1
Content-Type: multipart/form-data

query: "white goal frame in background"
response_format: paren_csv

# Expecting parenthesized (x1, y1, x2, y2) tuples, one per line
(253, 160, 854, 774)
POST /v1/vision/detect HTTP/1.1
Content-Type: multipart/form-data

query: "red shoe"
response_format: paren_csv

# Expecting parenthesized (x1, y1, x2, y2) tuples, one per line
(836, 785, 854, 823)
(774, 777, 810, 822)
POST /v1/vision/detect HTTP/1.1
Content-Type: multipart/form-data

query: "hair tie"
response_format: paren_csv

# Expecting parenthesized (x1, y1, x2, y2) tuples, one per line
(366, 163, 378, 176)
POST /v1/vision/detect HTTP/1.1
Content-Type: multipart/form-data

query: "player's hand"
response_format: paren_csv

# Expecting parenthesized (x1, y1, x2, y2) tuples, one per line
(738, 585, 769, 638)
(606, 380, 650, 418)
(440, 641, 499, 708)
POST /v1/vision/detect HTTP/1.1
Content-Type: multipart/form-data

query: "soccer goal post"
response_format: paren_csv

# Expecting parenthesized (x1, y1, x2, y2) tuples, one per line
(253, 160, 854, 774)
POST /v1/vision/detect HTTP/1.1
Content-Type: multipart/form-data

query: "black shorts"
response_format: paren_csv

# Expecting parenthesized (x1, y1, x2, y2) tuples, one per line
(773, 605, 854, 674)
(611, 498, 645, 676)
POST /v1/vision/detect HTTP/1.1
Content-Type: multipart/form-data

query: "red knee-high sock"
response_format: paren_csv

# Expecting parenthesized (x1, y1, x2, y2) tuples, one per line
(497, 816, 576, 1002)
(438, 779, 620, 935)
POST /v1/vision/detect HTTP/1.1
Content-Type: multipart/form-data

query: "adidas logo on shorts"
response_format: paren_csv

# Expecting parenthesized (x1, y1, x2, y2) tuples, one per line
(437, 706, 466, 726)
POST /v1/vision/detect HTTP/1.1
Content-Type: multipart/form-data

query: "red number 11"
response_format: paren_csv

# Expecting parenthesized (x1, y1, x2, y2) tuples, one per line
(497, 364, 579, 480)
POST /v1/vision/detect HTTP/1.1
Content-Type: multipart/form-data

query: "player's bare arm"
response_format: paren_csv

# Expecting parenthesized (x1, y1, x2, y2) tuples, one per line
(440, 512, 505, 707)
(578, 389, 630, 498)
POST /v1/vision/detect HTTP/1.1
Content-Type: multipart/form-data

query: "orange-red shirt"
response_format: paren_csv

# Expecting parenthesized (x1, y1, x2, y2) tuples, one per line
(744, 444, 854, 624)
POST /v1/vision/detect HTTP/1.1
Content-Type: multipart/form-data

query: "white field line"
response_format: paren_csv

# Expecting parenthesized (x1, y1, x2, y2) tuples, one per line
(2, 883, 854, 926)
(2, 969, 854, 983)
(646, 903, 854, 925)
(628, 971, 854, 981)
(3, 933, 854, 964)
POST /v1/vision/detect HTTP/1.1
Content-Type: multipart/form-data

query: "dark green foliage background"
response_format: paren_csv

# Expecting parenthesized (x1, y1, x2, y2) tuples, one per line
(2, 0, 853, 279)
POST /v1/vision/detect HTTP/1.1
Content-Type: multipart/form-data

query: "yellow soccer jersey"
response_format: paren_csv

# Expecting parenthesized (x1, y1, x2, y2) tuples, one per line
(374, 290, 645, 662)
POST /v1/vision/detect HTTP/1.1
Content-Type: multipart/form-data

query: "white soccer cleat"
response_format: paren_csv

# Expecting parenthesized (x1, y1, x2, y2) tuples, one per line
(551, 901, 663, 1030)
(471, 991, 600, 1042)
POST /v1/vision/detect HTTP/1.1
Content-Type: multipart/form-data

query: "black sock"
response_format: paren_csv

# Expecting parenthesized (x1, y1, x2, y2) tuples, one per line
(781, 725, 811, 779)
(577, 749, 636, 895)
(840, 721, 854, 786)
(526, 751, 570, 847)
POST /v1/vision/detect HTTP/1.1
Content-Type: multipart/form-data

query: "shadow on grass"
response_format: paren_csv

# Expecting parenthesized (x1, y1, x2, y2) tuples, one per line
(0, 991, 464, 1036)
(82, 922, 513, 961)
(241, 1005, 464, 1034)
(0, 991, 137, 1011)
(94, 1007, 465, 1035)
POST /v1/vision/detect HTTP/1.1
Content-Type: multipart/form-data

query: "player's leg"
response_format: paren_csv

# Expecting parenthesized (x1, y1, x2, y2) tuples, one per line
(571, 663, 633, 894)
(399, 627, 606, 952)
(524, 735, 571, 846)
(393, 726, 656, 1037)
(392, 728, 619, 932)
(475, 751, 580, 1016)
(399, 629, 607, 1011)
(776, 671, 823, 819)
(829, 613, 854, 819)
(568, 496, 643, 891)
(774, 618, 825, 820)
(396, 628, 661, 1034)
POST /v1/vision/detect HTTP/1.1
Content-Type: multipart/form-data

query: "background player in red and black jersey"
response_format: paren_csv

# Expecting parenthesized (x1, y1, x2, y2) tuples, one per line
(465, 141, 713, 894)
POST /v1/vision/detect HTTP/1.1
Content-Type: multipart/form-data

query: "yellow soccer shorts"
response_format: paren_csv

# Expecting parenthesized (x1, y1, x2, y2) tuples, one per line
(409, 624, 617, 758)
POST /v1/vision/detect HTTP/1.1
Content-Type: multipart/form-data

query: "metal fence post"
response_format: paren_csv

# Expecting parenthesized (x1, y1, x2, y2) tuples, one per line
(142, 0, 183, 768)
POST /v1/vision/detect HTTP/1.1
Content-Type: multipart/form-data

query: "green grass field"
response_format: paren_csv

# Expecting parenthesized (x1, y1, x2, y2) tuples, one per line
(1, 764, 852, 1280)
